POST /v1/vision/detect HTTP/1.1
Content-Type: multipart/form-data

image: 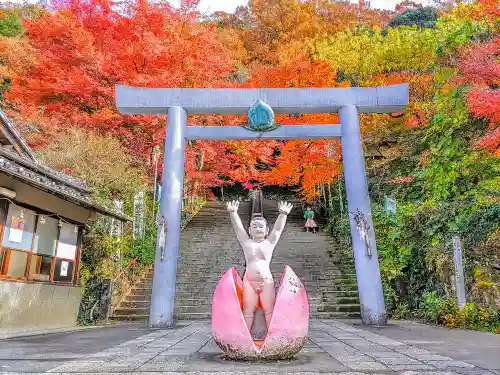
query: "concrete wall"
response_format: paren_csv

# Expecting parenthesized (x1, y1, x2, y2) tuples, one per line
(0, 280, 82, 334)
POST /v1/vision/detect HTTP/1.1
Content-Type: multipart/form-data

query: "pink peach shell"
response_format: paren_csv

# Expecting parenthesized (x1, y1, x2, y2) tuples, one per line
(212, 265, 309, 359)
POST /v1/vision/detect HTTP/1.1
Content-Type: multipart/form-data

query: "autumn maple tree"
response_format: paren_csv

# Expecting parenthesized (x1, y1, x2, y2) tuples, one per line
(244, 59, 343, 199)
(1, 0, 498, 203)
(5, 0, 249, 195)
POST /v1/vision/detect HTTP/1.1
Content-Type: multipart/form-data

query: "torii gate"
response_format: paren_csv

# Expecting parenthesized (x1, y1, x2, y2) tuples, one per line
(116, 84, 409, 328)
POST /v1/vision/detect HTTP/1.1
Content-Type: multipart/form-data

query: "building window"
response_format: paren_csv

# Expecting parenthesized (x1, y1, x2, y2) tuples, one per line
(0, 205, 36, 279)
(0, 203, 81, 285)
(53, 222, 78, 283)
(2, 205, 36, 251)
(30, 216, 58, 282)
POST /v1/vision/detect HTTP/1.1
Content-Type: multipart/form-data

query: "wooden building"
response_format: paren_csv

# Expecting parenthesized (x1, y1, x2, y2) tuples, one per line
(0, 111, 130, 336)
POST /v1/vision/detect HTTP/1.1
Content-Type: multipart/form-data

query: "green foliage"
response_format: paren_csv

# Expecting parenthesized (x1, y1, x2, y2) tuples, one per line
(78, 217, 128, 324)
(78, 195, 159, 324)
(130, 195, 159, 266)
(435, 7, 491, 58)
(392, 302, 412, 320)
(314, 1, 500, 333)
(389, 7, 438, 29)
(416, 292, 499, 332)
(0, 9, 23, 37)
(420, 86, 470, 200)
(372, 204, 412, 283)
(419, 291, 446, 324)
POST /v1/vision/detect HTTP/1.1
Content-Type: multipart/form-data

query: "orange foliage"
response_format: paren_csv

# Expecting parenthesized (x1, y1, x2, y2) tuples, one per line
(473, 0, 500, 23)
(214, 0, 390, 66)
(7, 0, 233, 155)
(5, 0, 496, 199)
(5, 0, 268, 192)
(245, 59, 343, 199)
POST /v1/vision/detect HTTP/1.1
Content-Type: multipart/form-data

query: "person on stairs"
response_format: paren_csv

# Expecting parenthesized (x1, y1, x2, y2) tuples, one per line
(304, 206, 318, 233)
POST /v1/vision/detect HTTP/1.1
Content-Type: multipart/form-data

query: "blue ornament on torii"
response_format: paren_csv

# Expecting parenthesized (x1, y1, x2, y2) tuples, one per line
(244, 100, 280, 132)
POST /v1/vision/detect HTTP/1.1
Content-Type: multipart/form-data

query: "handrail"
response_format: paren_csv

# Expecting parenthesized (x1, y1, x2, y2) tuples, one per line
(114, 257, 139, 282)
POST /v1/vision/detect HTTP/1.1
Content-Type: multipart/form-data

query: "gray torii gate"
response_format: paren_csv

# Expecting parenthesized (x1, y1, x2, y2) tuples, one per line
(116, 84, 409, 328)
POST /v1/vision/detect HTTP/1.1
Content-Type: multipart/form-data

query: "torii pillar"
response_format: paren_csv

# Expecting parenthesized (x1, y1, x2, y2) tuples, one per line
(116, 84, 409, 328)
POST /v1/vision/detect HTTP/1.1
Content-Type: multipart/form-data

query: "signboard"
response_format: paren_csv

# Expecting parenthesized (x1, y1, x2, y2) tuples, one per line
(56, 222, 78, 260)
(133, 191, 145, 239)
(110, 200, 124, 238)
(384, 196, 397, 214)
(60, 261, 69, 277)
(452, 236, 466, 308)
(8, 216, 24, 243)
(157, 184, 162, 203)
(56, 242, 77, 260)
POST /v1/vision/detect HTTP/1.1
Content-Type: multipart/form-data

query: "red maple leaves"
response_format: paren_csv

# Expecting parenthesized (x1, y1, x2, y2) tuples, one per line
(459, 37, 500, 154)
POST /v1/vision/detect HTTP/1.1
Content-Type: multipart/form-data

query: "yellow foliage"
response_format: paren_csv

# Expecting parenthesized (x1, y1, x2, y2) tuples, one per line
(311, 26, 438, 81)
(0, 36, 36, 82)
(37, 128, 146, 202)
(218, 28, 248, 65)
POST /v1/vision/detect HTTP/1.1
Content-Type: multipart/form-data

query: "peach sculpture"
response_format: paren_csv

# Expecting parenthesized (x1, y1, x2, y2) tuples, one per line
(211, 201, 309, 360)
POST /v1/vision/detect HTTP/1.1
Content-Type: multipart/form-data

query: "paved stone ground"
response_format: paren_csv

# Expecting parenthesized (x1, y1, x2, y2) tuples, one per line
(0, 319, 498, 375)
(356, 320, 500, 371)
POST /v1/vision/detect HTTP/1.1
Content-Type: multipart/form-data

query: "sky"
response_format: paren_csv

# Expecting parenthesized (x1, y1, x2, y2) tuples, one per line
(168, 0, 430, 13)
(8, 0, 431, 12)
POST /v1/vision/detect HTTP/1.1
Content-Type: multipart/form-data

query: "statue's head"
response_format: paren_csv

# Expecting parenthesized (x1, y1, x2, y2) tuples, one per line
(249, 216, 268, 241)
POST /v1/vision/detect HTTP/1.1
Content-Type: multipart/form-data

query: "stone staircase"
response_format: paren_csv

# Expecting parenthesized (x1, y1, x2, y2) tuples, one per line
(112, 200, 360, 321)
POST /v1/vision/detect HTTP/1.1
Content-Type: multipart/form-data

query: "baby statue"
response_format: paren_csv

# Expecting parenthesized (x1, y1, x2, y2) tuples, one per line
(226, 200, 294, 331)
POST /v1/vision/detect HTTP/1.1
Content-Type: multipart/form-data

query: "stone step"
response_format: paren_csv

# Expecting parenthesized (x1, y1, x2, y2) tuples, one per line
(314, 303, 360, 313)
(319, 290, 359, 298)
(174, 306, 211, 314)
(112, 314, 149, 322)
(113, 199, 359, 322)
(176, 312, 212, 320)
(319, 296, 360, 304)
(137, 276, 354, 289)
(169, 278, 356, 287)
(125, 295, 151, 302)
(119, 301, 151, 309)
(129, 287, 154, 293)
(122, 295, 358, 307)
(122, 298, 356, 311)
(128, 292, 151, 298)
(311, 311, 361, 319)
(114, 307, 150, 316)
(114, 311, 363, 321)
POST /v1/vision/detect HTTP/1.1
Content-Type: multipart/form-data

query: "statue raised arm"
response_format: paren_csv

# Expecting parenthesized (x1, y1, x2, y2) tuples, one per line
(268, 201, 293, 245)
(226, 200, 250, 245)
